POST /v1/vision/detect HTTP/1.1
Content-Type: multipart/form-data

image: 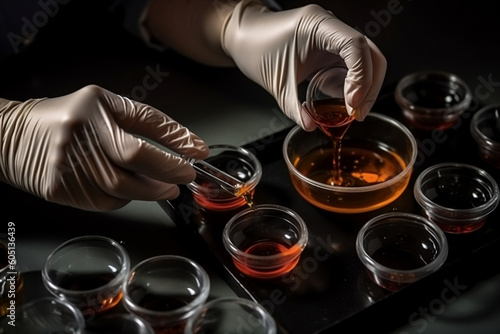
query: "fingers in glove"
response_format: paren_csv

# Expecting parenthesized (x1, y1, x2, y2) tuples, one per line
(102, 90, 209, 160)
(352, 39, 386, 120)
(53, 167, 182, 211)
(97, 130, 198, 185)
(317, 18, 386, 120)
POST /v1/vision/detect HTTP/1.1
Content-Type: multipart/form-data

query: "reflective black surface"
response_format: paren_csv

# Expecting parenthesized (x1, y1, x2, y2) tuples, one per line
(1, 1, 500, 333)
(163, 86, 500, 334)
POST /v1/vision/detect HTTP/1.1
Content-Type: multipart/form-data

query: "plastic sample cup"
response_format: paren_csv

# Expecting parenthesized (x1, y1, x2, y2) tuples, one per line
(187, 145, 262, 211)
(283, 113, 417, 213)
(223, 204, 308, 279)
(356, 212, 448, 291)
(122, 255, 210, 334)
(470, 103, 500, 168)
(42, 235, 130, 317)
(395, 71, 472, 130)
(414, 163, 499, 233)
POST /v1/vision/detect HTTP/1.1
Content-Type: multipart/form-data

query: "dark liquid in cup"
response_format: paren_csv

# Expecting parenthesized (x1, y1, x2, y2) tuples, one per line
(403, 82, 463, 108)
(423, 176, 491, 209)
(50, 271, 122, 314)
(311, 98, 355, 186)
(234, 240, 299, 279)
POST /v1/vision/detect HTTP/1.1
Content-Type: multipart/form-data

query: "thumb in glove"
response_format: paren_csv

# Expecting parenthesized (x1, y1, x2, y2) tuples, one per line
(222, 1, 387, 130)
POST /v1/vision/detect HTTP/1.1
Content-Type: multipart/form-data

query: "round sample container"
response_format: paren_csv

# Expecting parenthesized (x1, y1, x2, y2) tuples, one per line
(414, 162, 499, 233)
(187, 145, 262, 211)
(223, 204, 308, 279)
(470, 103, 500, 168)
(42, 235, 130, 316)
(283, 113, 417, 213)
(395, 71, 472, 130)
(356, 212, 448, 291)
(122, 255, 210, 333)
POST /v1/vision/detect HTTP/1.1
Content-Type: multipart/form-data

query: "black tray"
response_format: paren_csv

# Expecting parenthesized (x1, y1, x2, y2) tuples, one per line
(159, 86, 500, 334)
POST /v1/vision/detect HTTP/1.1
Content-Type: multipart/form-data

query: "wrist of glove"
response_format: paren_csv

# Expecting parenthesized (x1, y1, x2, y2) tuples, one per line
(222, 1, 387, 130)
(0, 85, 208, 211)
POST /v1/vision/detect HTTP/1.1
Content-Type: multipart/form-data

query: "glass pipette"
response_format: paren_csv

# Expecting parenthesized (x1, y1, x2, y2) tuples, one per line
(184, 157, 245, 197)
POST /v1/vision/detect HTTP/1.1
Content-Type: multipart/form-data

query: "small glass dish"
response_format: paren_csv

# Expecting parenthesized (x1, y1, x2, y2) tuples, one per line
(356, 212, 448, 292)
(304, 65, 354, 131)
(122, 255, 210, 333)
(42, 235, 130, 316)
(470, 103, 500, 168)
(414, 163, 500, 234)
(283, 113, 417, 213)
(395, 71, 472, 130)
(186, 145, 262, 211)
(222, 204, 308, 279)
(184, 297, 277, 334)
(1, 297, 85, 334)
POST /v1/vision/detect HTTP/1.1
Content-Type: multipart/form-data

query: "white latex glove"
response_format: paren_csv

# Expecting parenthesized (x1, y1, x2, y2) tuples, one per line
(222, 1, 387, 130)
(0, 85, 209, 211)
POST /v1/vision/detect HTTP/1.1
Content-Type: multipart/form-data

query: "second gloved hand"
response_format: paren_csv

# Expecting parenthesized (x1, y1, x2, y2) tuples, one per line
(222, 1, 387, 130)
(0, 85, 209, 211)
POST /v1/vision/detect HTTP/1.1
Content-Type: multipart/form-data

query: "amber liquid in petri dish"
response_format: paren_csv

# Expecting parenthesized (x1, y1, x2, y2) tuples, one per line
(234, 240, 299, 279)
(296, 142, 405, 187)
(192, 154, 256, 210)
(293, 140, 408, 212)
(50, 271, 123, 314)
(311, 98, 355, 185)
(0, 243, 24, 317)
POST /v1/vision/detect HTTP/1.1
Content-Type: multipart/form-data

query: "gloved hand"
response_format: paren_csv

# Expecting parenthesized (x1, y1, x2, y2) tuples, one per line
(222, 1, 387, 130)
(0, 85, 209, 211)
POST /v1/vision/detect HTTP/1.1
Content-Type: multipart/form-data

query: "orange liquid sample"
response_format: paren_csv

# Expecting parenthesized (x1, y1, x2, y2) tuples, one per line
(293, 141, 410, 213)
(233, 241, 300, 279)
(191, 155, 256, 211)
(192, 181, 254, 211)
(425, 213, 486, 234)
(311, 98, 355, 186)
(298, 144, 404, 187)
(50, 271, 123, 315)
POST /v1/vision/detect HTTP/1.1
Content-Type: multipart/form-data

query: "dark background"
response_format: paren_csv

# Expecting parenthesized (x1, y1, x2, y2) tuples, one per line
(1, 1, 500, 333)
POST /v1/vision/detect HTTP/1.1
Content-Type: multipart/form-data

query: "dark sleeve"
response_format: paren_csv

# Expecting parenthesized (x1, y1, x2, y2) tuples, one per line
(110, 0, 281, 50)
